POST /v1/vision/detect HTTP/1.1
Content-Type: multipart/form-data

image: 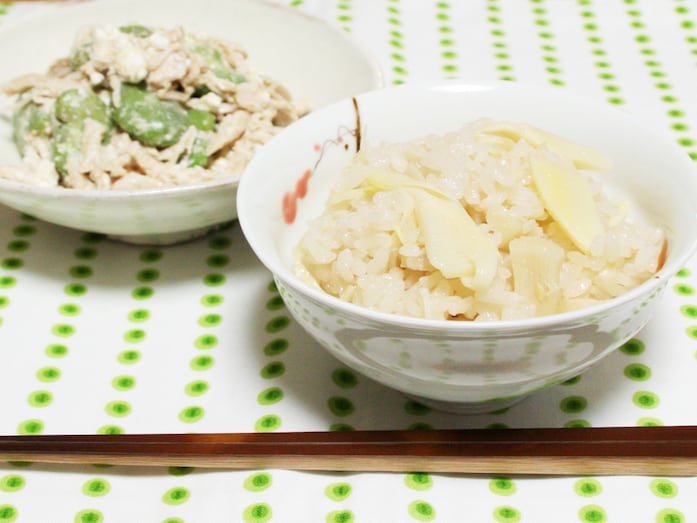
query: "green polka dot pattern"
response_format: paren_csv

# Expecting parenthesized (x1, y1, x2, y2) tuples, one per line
(486, 0, 517, 81)
(0, 0, 697, 521)
(575, 1, 626, 105)
(434, 3, 458, 78)
(528, 0, 565, 87)
(619, 2, 697, 159)
(333, 0, 353, 33)
(384, 1, 408, 85)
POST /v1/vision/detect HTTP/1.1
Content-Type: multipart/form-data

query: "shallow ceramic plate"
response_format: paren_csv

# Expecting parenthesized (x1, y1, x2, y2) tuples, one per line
(0, 0, 382, 244)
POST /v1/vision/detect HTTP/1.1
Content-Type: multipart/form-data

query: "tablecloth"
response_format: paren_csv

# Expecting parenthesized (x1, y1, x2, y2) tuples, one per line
(1, 0, 696, 521)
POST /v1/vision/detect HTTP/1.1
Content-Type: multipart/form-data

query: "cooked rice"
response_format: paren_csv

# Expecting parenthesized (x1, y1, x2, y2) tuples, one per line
(294, 119, 665, 321)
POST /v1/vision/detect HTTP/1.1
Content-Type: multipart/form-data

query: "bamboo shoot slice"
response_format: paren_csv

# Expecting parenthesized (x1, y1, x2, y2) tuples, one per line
(362, 169, 500, 291)
(412, 190, 499, 292)
(365, 169, 449, 199)
(509, 237, 565, 315)
(478, 121, 610, 171)
(530, 154, 604, 254)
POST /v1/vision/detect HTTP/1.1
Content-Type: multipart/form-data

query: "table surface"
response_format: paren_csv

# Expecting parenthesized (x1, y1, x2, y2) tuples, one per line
(1, 1, 697, 522)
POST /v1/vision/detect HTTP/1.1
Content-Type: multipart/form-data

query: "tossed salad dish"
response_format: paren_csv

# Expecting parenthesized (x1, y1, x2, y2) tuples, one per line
(0, 24, 309, 189)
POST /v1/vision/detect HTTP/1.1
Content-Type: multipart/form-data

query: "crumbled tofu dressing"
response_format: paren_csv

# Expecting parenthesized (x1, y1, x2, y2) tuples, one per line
(0, 25, 309, 189)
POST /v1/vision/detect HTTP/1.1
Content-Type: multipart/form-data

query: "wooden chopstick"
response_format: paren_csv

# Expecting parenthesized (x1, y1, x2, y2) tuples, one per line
(1, 426, 696, 476)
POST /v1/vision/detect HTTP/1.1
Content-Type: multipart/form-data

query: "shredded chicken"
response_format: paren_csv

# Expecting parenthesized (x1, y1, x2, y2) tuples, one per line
(0, 24, 309, 190)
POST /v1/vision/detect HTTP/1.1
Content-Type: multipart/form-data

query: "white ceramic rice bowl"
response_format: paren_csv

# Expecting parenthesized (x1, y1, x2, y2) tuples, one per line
(0, 0, 382, 244)
(237, 82, 697, 413)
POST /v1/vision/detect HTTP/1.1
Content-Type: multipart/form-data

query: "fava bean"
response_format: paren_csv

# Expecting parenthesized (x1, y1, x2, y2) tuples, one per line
(187, 109, 216, 132)
(185, 110, 215, 167)
(193, 44, 246, 84)
(52, 88, 112, 170)
(55, 88, 110, 126)
(187, 134, 210, 168)
(70, 45, 90, 70)
(12, 102, 50, 155)
(51, 120, 83, 176)
(119, 25, 153, 38)
(113, 83, 189, 148)
(192, 85, 212, 98)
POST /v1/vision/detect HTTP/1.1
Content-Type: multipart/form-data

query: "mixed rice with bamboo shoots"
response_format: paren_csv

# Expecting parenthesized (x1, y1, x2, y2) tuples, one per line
(295, 120, 667, 321)
(0, 24, 308, 189)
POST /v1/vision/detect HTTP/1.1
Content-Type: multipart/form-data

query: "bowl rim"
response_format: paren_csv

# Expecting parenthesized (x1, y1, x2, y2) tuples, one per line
(238, 80, 697, 332)
(0, 174, 237, 200)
